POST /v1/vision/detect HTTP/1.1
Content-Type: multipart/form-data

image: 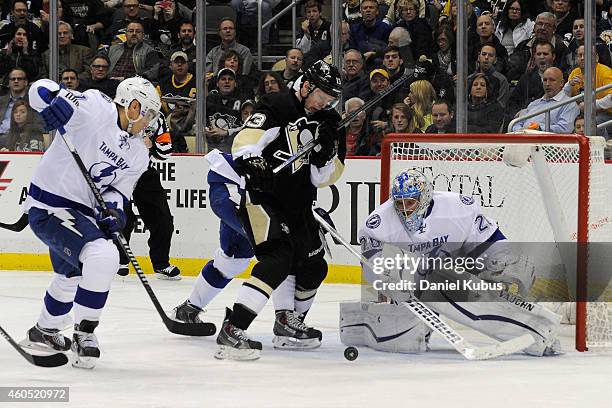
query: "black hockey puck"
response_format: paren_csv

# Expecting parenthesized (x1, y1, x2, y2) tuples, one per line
(344, 346, 358, 361)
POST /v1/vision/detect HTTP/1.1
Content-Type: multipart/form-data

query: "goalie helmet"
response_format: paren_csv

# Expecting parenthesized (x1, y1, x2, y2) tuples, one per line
(391, 169, 433, 232)
(114, 76, 162, 130)
(303, 60, 343, 100)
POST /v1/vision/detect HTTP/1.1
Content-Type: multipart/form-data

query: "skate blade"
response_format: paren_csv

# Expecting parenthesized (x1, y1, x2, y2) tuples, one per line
(70, 354, 98, 369)
(18, 339, 70, 353)
(272, 335, 321, 350)
(156, 273, 181, 281)
(214, 345, 261, 361)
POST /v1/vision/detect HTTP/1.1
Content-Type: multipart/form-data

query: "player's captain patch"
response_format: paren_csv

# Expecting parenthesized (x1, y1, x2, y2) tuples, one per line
(460, 195, 474, 205)
(366, 214, 381, 229)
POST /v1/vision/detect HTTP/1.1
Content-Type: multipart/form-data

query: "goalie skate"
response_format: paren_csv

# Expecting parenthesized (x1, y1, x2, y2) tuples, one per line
(20, 324, 71, 352)
(272, 310, 322, 350)
(215, 308, 262, 361)
(71, 320, 101, 369)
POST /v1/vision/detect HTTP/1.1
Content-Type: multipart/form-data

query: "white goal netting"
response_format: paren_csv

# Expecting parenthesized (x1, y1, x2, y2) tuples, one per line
(381, 134, 612, 351)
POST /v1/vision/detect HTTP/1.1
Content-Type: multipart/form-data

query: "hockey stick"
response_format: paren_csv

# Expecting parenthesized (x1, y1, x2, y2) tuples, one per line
(56, 128, 215, 337)
(0, 213, 29, 232)
(0, 325, 68, 367)
(273, 72, 416, 175)
(312, 210, 535, 360)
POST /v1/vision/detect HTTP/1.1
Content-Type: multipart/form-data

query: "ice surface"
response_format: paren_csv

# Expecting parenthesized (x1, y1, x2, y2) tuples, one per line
(1, 271, 611, 408)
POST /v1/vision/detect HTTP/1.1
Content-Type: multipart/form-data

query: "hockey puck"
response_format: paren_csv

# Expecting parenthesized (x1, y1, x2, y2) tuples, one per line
(344, 346, 358, 361)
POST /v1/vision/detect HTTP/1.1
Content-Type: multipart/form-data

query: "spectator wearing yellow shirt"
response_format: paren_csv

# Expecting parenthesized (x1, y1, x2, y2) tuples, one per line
(564, 45, 612, 137)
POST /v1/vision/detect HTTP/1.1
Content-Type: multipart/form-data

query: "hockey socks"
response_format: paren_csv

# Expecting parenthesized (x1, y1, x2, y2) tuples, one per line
(188, 261, 232, 309)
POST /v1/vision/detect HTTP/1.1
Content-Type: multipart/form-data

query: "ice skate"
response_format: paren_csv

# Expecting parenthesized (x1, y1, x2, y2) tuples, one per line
(71, 320, 101, 369)
(272, 310, 322, 350)
(215, 308, 262, 361)
(20, 324, 71, 352)
(171, 300, 205, 324)
(155, 264, 181, 280)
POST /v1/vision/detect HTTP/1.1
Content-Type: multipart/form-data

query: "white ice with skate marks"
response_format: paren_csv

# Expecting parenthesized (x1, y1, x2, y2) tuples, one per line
(0, 271, 611, 408)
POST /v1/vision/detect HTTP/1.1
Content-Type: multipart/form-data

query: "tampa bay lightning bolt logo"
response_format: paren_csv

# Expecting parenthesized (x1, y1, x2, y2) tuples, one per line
(118, 133, 131, 151)
(89, 162, 118, 188)
(460, 195, 474, 205)
(366, 214, 381, 229)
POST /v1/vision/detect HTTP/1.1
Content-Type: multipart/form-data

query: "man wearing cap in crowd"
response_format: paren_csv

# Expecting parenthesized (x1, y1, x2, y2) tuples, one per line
(156, 50, 198, 116)
(205, 68, 246, 152)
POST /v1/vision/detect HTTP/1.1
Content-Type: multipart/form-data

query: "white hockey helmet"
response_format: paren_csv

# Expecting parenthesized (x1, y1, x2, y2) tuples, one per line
(114, 76, 161, 130)
(391, 169, 433, 232)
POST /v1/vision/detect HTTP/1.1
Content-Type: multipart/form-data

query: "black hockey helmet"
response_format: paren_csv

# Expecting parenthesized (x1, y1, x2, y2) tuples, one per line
(303, 60, 343, 99)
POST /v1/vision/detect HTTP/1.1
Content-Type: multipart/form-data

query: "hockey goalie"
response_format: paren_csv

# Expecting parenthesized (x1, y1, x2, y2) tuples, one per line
(340, 169, 563, 357)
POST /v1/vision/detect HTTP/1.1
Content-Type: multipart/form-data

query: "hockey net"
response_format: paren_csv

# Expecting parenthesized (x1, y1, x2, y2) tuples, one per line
(380, 133, 612, 351)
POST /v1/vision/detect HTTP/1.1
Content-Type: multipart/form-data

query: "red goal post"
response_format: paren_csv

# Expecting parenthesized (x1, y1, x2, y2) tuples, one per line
(380, 133, 612, 352)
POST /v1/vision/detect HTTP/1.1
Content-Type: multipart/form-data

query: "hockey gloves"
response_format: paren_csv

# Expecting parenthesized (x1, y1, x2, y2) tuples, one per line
(38, 87, 75, 132)
(237, 155, 274, 193)
(310, 122, 338, 167)
(95, 202, 127, 239)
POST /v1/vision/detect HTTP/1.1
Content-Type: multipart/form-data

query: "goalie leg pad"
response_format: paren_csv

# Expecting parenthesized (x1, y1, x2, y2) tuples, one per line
(425, 291, 562, 356)
(340, 302, 428, 353)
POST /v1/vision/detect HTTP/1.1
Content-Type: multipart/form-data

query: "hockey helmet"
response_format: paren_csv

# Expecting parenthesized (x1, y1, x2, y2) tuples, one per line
(114, 76, 162, 130)
(303, 60, 343, 103)
(391, 169, 433, 232)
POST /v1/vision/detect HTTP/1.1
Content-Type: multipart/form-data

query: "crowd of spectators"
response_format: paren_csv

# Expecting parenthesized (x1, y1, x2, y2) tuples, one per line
(0, 0, 611, 155)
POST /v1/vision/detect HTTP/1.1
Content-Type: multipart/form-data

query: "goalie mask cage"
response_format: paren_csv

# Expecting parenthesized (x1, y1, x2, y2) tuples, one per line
(380, 133, 612, 352)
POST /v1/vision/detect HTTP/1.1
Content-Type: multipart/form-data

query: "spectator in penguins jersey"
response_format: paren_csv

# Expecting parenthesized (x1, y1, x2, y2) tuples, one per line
(205, 68, 244, 153)
(117, 112, 180, 279)
(156, 51, 197, 116)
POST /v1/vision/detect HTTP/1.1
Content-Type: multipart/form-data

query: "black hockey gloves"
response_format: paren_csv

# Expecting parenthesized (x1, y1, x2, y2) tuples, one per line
(237, 155, 274, 193)
(310, 122, 338, 167)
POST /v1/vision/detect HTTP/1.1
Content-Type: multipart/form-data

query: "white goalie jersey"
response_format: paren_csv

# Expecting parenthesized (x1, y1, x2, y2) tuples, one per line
(359, 191, 502, 266)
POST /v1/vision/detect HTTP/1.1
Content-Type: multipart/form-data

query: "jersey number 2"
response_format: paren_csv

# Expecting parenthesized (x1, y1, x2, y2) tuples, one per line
(475, 215, 490, 232)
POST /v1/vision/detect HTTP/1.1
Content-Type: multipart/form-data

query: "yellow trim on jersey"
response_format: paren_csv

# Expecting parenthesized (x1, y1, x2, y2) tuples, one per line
(245, 202, 271, 245)
(232, 128, 266, 156)
(172, 73, 194, 89)
(318, 158, 345, 187)
(246, 276, 274, 296)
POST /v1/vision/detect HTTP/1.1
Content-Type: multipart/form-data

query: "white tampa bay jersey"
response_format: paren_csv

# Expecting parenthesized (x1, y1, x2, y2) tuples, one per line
(359, 191, 500, 259)
(24, 88, 150, 214)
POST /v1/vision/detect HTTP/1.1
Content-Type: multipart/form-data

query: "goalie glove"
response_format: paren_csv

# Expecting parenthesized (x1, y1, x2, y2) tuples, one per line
(479, 254, 535, 296)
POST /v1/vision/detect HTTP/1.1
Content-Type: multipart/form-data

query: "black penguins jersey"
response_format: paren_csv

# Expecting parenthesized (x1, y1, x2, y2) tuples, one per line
(231, 91, 345, 215)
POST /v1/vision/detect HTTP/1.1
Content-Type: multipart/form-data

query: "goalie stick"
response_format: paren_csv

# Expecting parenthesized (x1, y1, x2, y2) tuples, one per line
(273, 72, 415, 175)
(0, 324, 68, 367)
(0, 213, 29, 232)
(55, 127, 215, 337)
(312, 210, 535, 360)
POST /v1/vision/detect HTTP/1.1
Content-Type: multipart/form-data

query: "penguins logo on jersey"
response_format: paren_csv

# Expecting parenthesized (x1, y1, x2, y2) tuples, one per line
(210, 112, 239, 131)
(281, 117, 320, 173)
(89, 161, 119, 188)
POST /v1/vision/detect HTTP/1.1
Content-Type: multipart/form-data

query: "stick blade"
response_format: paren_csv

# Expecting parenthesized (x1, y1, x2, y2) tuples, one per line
(463, 334, 535, 360)
(165, 319, 216, 337)
(0, 213, 29, 232)
(26, 352, 69, 367)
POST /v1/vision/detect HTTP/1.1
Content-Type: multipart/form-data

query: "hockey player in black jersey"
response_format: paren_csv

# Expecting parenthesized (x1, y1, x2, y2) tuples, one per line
(215, 60, 346, 360)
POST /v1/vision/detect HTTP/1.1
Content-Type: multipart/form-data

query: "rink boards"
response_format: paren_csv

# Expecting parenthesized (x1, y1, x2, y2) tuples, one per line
(1, 152, 611, 282)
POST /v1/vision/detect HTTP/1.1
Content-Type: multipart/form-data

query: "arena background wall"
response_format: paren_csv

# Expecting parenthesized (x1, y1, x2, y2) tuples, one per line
(1, 153, 610, 284)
